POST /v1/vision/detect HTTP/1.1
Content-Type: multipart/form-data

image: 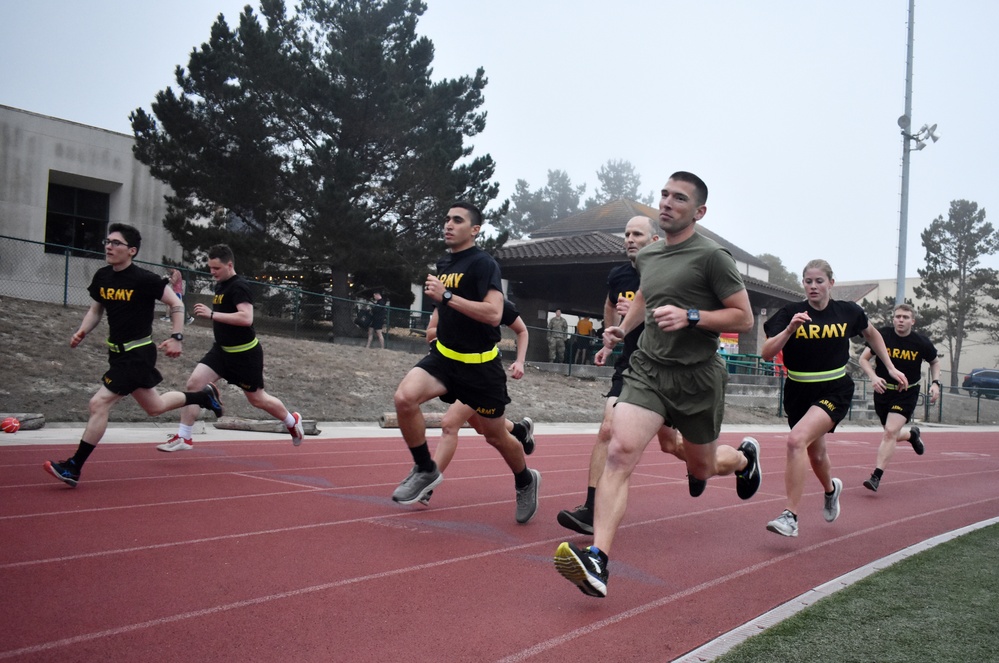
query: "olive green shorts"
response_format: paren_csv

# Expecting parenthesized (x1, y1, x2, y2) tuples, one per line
(618, 350, 727, 445)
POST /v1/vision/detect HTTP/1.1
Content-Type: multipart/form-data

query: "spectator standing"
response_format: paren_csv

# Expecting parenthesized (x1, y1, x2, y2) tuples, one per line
(547, 309, 569, 362)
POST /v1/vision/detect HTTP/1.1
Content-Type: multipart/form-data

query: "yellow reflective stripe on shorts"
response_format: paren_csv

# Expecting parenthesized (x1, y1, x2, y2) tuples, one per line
(435, 340, 499, 364)
(885, 380, 920, 391)
(786, 365, 847, 383)
(106, 336, 153, 353)
(221, 338, 260, 353)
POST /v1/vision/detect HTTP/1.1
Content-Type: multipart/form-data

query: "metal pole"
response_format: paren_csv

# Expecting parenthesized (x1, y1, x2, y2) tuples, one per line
(895, 0, 916, 306)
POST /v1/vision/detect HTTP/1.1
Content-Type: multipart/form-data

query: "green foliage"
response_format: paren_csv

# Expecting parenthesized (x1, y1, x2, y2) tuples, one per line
(914, 199, 999, 385)
(585, 159, 653, 208)
(494, 170, 585, 238)
(130, 0, 499, 298)
(756, 253, 802, 291)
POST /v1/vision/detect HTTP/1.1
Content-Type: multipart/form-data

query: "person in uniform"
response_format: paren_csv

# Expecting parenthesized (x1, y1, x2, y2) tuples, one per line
(762, 259, 907, 537)
(157, 244, 305, 452)
(858, 303, 941, 492)
(44, 223, 223, 487)
(391, 202, 540, 523)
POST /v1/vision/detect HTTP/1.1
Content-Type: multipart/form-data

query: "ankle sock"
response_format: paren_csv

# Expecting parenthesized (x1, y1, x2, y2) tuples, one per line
(514, 467, 532, 489)
(178, 424, 194, 440)
(873, 468, 884, 479)
(585, 486, 596, 510)
(71, 441, 96, 469)
(283, 412, 297, 427)
(410, 442, 435, 472)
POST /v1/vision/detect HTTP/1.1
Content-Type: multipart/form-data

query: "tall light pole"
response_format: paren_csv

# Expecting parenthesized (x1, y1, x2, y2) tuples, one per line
(895, 0, 938, 305)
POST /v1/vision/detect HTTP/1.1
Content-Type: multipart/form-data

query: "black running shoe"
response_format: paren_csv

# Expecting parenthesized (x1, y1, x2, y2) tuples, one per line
(520, 417, 535, 455)
(201, 382, 224, 418)
(863, 474, 880, 492)
(908, 425, 924, 455)
(44, 459, 80, 487)
(688, 474, 707, 497)
(554, 542, 608, 597)
(735, 436, 762, 500)
(557, 503, 594, 535)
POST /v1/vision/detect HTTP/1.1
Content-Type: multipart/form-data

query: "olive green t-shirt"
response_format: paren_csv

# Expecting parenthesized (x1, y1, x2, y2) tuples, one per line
(634, 231, 746, 366)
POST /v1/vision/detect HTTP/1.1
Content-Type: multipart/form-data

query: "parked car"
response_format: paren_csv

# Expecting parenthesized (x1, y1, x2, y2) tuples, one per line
(962, 369, 999, 398)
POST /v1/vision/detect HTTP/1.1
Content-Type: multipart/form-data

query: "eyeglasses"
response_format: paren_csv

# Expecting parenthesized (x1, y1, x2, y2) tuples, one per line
(102, 239, 130, 248)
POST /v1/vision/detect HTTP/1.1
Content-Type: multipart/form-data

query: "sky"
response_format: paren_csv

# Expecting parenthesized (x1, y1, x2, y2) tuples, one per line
(2, 1, 997, 283)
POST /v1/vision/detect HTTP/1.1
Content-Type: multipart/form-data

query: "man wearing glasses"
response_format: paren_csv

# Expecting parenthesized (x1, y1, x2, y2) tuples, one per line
(43, 223, 223, 488)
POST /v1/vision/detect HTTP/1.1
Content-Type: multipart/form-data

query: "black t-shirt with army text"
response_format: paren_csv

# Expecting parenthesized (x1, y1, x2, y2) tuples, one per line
(87, 264, 168, 343)
(435, 246, 503, 353)
(211, 274, 257, 347)
(764, 299, 869, 372)
(866, 325, 938, 386)
(606, 262, 644, 364)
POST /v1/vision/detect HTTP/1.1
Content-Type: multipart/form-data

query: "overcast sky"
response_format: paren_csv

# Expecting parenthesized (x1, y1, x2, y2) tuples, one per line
(3, 1, 997, 283)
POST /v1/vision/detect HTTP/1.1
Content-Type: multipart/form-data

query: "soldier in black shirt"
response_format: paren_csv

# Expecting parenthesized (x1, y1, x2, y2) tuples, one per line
(858, 303, 941, 492)
(158, 244, 305, 453)
(43, 224, 223, 487)
(391, 202, 541, 523)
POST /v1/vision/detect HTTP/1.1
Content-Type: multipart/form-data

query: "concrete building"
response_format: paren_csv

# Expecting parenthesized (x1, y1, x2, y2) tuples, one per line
(0, 105, 181, 305)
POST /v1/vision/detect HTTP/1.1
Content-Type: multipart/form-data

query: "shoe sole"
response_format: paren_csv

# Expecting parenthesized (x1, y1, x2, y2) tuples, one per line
(910, 427, 925, 455)
(157, 443, 193, 452)
(554, 542, 606, 597)
(516, 469, 541, 524)
(766, 521, 798, 537)
(736, 437, 762, 500)
(556, 510, 594, 535)
(205, 382, 224, 418)
(863, 479, 879, 492)
(393, 473, 443, 505)
(824, 478, 843, 522)
(43, 461, 78, 488)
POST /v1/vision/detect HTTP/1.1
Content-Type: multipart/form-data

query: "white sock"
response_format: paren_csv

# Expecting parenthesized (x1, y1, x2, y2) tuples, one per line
(283, 413, 297, 427)
(178, 424, 194, 440)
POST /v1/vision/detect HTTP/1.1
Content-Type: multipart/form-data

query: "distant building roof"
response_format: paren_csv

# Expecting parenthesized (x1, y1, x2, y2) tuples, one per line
(831, 282, 879, 303)
(528, 199, 768, 271)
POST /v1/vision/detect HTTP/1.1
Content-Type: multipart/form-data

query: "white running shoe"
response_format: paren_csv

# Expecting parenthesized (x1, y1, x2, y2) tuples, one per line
(158, 434, 193, 452)
(288, 412, 305, 446)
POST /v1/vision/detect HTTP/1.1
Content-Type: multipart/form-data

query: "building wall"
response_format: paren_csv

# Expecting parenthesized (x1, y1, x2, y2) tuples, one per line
(0, 105, 180, 304)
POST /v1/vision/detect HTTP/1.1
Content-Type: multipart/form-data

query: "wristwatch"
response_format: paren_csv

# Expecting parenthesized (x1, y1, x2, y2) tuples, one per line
(932, 380, 942, 388)
(170, 333, 184, 342)
(441, 290, 453, 307)
(686, 309, 700, 328)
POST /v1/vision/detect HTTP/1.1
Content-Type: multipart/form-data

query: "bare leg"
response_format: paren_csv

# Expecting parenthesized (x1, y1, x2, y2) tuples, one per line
(435, 401, 476, 473)
(393, 367, 447, 449)
(80, 386, 126, 444)
(783, 406, 835, 514)
(874, 412, 907, 471)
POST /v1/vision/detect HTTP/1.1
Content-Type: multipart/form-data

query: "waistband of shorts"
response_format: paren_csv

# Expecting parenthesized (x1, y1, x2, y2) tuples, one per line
(786, 365, 847, 383)
(106, 336, 152, 353)
(884, 379, 920, 391)
(435, 340, 499, 364)
(222, 338, 260, 353)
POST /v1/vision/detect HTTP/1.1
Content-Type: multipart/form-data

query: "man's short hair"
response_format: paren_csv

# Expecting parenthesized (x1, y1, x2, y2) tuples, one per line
(108, 223, 141, 253)
(894, 303, 916, 317)
(669, 171, 709, 205)
(208, 244, 235, 264)
(450, 201, 483, 226)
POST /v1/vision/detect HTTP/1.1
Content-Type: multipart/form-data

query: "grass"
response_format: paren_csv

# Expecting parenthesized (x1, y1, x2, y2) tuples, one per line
(713, 523, 999, 662)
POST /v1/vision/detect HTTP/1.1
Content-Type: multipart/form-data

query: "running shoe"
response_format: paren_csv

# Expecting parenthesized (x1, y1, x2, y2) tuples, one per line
(288, 412, 304, 446)
(201, 382, 224, 418)
(392, 465, 442, 504)
(158, 434, 193, 452)
(418, 489, 434, 506)
(520, 417, 535, 455)
(557, 503, 594, 535)
(735, 436, 762, 500)
(863, 474, 881, 492)
(554, 542, 608, 597)
(515, 468, 541, 523)
(823, 477, 843, 522)
(766, 509, 798, 537)
(688, 474, 707, 497)
(908, 425, 924, 455)
(44, 459, 80, 487)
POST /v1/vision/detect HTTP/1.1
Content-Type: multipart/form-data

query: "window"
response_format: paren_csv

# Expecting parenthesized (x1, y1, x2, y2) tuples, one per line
(44, 183, 109, 257)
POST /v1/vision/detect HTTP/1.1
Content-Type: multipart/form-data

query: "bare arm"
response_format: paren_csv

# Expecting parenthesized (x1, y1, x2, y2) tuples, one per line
(650, 288, 754, 335)
(424, 274, 503, 326)
(762, 311, 810, 361)
(862, 326, 908, 389)
(603, 289, 647, 348)
(508, 316, 529, 379)
(859, 346, 888, 393)
(70, 301, 105, 348)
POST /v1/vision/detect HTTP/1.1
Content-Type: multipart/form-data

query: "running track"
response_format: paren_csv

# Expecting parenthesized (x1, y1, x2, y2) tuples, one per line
(1, 425, 997, 661)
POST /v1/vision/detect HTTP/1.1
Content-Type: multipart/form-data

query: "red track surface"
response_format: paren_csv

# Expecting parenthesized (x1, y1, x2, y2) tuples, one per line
(2, 429, 997, 661)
